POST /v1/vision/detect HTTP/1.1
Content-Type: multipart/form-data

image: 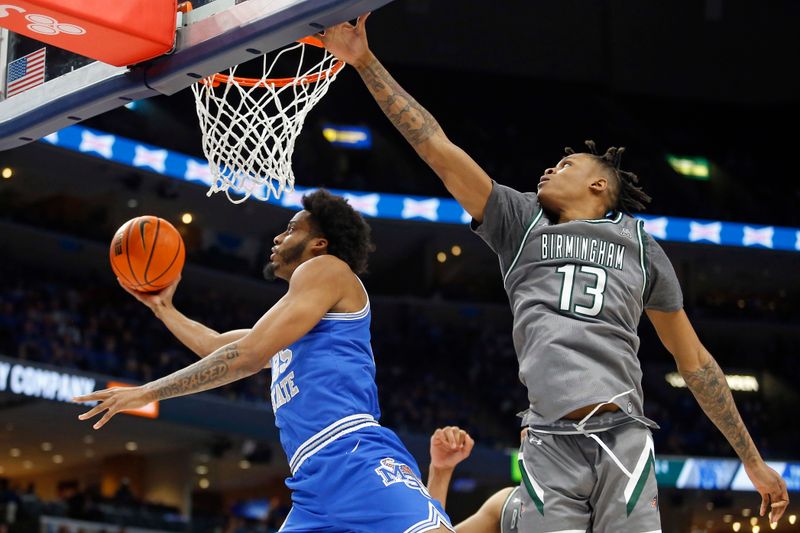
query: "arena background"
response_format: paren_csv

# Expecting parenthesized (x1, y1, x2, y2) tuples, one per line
(1, 1, 799, 532)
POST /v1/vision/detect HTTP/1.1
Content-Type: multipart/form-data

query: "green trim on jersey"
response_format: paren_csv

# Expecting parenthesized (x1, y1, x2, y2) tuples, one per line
(503, 209, 544, 285)
(626, 452, 655, 516)
(636, 219, 648, 306)
(581, 211, 623, 224)
(518, 457, 544, 515)
(624, 435, 656, 516)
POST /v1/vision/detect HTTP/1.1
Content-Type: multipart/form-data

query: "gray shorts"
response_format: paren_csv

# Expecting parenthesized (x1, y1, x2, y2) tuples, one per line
(517, 417, 661, 532)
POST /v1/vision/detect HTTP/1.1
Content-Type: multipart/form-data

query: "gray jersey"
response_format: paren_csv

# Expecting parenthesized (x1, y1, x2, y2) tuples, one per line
(501, 486, 523, 533)
(473, 182, 682, 426)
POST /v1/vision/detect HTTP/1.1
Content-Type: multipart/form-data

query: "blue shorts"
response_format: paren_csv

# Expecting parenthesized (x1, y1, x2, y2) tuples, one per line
(279, 426, 453, 533)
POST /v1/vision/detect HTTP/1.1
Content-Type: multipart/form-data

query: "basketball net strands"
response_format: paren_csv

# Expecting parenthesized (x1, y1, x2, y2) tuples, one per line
(0, 0, 395, 203)
(192, 36, 344, 203)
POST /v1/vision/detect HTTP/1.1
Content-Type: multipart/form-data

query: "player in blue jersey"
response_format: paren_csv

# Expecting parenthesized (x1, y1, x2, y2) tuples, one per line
(74, 189, 454, 533)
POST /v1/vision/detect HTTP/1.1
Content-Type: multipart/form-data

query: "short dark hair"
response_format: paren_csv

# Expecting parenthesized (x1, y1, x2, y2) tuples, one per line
(302, 189, 374, 274)
(565, 140, 652, 213)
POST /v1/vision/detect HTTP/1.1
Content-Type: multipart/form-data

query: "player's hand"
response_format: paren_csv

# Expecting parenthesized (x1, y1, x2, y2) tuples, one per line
(119, 275, 181, 313)
(744, 460, 789, 524)
(74, 386, 152, 430)
(430, 426, 475, 470)
(317, 13, 372, 68)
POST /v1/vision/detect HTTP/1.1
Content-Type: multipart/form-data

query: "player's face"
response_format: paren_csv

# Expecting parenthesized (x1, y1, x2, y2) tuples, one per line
(263, 211, 317, 281)
(537, 154, 603, 212)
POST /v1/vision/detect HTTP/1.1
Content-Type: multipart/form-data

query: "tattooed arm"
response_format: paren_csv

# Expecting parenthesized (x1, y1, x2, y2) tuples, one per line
(74, 255, 350, 429)
(647, 308, 789, 523)
(318, 15, 493, 221)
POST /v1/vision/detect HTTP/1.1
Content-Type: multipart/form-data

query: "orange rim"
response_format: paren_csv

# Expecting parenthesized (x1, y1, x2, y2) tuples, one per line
(206, 36, 343, 88)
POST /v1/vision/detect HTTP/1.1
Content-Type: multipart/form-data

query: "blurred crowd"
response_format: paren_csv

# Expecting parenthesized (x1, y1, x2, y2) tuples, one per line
(0, 478, 185, 532)
(0, 258, 796, 459)
(0, 477, 293, 532)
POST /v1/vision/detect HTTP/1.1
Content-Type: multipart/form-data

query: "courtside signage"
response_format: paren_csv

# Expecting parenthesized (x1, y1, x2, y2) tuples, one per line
(0, 358, 95, 403)
(0, 357, 160, 419)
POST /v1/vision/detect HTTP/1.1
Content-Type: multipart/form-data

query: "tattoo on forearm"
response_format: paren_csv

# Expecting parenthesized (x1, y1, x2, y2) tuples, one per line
(358, 58, 440, 149)
(683, 357, 759, 464)
(150, 343, 251, 401)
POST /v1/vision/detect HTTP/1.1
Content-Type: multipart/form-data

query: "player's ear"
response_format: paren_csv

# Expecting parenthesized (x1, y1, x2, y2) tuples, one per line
(589, 175, 608, 194)
(310, 237, 328, 255)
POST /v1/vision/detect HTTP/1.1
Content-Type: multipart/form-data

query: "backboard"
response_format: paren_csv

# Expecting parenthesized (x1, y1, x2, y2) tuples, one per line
(0, 0, 394, 151)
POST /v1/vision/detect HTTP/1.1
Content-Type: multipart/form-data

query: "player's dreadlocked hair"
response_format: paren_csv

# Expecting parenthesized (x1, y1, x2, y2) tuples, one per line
(302, 189, 375, 274)
(565, 140, 652, 213)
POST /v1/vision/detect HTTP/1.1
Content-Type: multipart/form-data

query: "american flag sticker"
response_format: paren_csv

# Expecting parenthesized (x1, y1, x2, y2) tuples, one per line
(6, 47, 47, 98)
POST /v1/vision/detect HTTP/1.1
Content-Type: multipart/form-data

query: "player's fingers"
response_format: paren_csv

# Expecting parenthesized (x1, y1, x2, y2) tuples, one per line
(465, 434, 475, 452)
(457, 429, 467, 447)
(770, 502, 788, 524)
(445, 427, 457, 450)
(431, 428, 444, 443)
(770, 487, 789, 523)
(73, 388, 112, 403)
(326, 21, 354, 35)
(77, 402, 109, 421)
(356, 12, 371, 31)
(93, 408, 117, 430)
(759, 493, 769, 517)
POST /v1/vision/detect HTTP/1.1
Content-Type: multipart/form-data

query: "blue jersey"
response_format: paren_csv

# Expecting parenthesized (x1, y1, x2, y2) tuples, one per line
(268, 278, 453, 532)
(269, 287, 381, 475)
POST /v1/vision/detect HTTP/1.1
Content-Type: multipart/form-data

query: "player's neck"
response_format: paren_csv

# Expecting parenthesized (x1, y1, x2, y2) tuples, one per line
(557, 204, 607, 224)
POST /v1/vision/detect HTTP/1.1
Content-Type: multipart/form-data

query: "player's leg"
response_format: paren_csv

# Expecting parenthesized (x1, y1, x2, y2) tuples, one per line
(517, 429, 593, 532)
(277, 505, 334, 532)
(279, 463, 338, 532)
(588, 423, 661, 532)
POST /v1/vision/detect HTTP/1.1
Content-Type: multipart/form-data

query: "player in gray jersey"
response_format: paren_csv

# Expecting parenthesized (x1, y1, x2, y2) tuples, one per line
(321, 14, 789, 531)
(426, 426, 523, 533)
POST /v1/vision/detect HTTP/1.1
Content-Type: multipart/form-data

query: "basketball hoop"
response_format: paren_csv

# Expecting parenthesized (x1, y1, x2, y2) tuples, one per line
(191, 36, 344, 204)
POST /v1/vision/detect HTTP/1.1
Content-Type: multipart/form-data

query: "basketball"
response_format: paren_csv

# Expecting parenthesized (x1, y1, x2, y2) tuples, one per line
(109, 216, 186, 293)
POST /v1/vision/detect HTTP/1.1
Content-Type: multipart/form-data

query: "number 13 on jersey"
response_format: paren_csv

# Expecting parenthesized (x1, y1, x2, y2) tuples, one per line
(556, 264, 607, 317)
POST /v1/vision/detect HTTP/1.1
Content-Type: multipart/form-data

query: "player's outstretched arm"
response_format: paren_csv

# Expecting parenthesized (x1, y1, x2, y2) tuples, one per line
(647, 308, 789, 525)
(427, 426, 474, 507)
(120, 277, 250, 358)
(319, 15, 493, 222)
(75, 256, 348, 429)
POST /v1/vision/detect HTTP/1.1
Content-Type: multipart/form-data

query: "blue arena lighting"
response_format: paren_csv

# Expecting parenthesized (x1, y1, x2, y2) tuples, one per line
(40, 125, 800, 253)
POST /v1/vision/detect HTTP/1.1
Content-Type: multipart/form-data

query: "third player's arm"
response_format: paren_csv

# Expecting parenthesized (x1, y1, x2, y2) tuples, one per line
(647, 308, 789, 522)
(320, 16, 492, 221)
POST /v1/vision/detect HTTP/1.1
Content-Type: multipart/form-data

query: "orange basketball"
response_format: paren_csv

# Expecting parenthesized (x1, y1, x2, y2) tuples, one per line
(109, 216, 185, 293)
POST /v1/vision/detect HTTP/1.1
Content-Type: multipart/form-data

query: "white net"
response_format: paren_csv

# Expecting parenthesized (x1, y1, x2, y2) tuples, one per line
(191, 41, 343, 204)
